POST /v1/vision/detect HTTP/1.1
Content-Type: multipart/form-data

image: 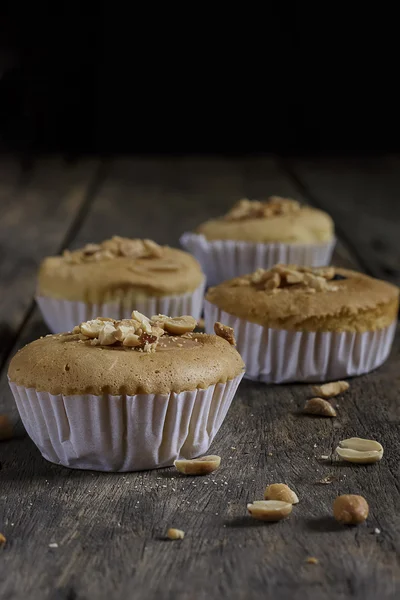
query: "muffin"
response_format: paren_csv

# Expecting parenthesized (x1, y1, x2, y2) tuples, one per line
(181, 196, 335, 285)
(36, 236, 205, 333)
(204, 265, 399, 383)
(8, 312, 244, 471)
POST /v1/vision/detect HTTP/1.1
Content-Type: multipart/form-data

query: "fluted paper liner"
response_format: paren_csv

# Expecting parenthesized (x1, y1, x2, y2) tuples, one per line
(8, 373, 243, 472)
(180, 233, 336, 286)
(205, 300, 396, 383)
(36, 278, 206, 334)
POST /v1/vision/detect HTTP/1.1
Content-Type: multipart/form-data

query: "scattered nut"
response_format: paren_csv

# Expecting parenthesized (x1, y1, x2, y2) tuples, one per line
(312, 381, 349, 398)
(0, 415, 13, 441)
(317, 474, 338, 485)
(214, 322, 236, 346)
(333, 494, 369, 525)
(174, 455, 221, 475)
(264, 483, 299, 504)
(0, 533, 6, 545)
(98, 322, 118, 345)
(335, 438, 383, 464)
(167, 528, 185, 540)
(306, 557, 319, 565)
(303, 398, 337, 417)
(161, 316, 197, 335)
(247, 500, 293, 521)
(80, 319, 105, 339)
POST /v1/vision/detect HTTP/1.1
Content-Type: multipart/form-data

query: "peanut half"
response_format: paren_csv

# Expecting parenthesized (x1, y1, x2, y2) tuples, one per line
(264, 483, 299, 504)
(312, 381, 349, 398)
(335, 437, 383, 464)
(152, 315, 197, 335)
(214, 322, 236, 346)
(174, 455, 221, 475)
(303, 398, 336, 417)
(167, 528, 185, 540)
(333, 494, 369, 525)
(247, 500, 293, 521)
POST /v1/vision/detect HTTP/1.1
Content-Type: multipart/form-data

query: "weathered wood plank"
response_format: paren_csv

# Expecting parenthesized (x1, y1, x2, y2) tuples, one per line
(284, 156, 400, 285)
(0, 157, 101, 367)
(1, 326, 399, 600)
(1, 157, 399, 600)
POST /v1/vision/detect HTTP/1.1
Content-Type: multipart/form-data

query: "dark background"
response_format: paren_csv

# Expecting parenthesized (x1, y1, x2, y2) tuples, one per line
(1, 7, 398, 157)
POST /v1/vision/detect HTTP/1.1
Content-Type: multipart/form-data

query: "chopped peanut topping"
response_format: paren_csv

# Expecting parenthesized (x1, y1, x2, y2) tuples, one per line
(72, 312, 203, 353)
(231, 264, 339, 293)
(224, 197, 301, 221)
(63, 236, 164, 264)
(214, 322, 236, 346)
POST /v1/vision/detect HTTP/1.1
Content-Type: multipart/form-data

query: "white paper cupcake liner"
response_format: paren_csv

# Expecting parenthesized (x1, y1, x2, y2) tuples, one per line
(180, 233, 336, 286)
(36, 278, 206, 334)
(8, 372, 243, 472)
(205, 300, 397, 383)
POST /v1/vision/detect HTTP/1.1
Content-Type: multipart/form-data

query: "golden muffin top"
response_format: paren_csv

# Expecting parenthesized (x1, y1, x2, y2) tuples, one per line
(196, 197, 334, 243)
(8, 312, 244, 395)
(37, 237, 204, 303)
(206, 265, 399, 333)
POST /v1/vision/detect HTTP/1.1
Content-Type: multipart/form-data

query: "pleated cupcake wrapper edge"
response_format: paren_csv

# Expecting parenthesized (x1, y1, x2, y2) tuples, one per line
(36, 278, 206, 334)
(8, 372, 243, 472)
(180, 233, 336, 286)
(204, 300, 396, 383)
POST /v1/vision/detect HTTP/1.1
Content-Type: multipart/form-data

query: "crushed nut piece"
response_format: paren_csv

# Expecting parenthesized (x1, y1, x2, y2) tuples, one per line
(306, 557, 319, 565)
(0, 415, 13, 441)
(317, 474, 338, 485)
(214, 322, 236, 346)
(224, 197, 301, 221)
(335, 438, 383, 464)
(312, 381, 349, 398)
(0, 533, 6, 545)
(264, 483, 299, 504)
(73, 311, 196, 353)
(247, 500, 293, 521)
(333, 494, 369, 525)
(63, 236, 164, 264)
(151, 315, 197, 335)
(233, 264, 339, 293)
(303, 398, 337, 417)
(174, 455, 221, 475)
(167, 528, 185, 540)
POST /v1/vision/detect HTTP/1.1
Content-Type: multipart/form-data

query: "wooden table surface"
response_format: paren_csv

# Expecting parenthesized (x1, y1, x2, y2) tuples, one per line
(1, 156, 399, 600)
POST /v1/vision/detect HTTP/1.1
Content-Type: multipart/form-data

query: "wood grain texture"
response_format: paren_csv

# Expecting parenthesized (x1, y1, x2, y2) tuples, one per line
(0, 157, 101, 368)
(284, 156, 400, 285)
(0, 157, 399, 600)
